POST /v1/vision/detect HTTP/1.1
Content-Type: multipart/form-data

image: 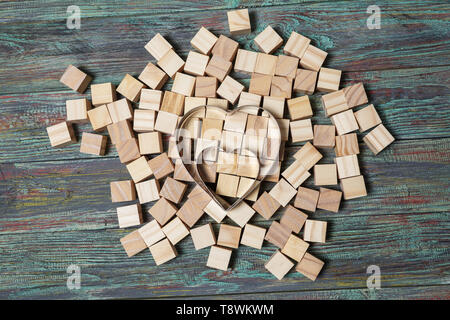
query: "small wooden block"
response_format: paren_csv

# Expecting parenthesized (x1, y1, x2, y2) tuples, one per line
(201, 118, 223, 140)
(340, 175, 367, 200)
(237, 155, 259, 178)
(321, 90, 349, 117)
(46, 121, 76, 147)
(281, 234, 309, 262)
(294, 187, 320, 212)
(227, 201, 256, 227)
(236, 176, 260, 202)
(207, 245, 232, 271)
(254, 53, 277, 75)
(184, 51, 209, 76)
(287, 96, 312, 120)
(316, 67, 341, 92)
(265, 250, 294, 280)
(110, 180, 136, 203)
(91, 83, 116, 107)
(172, 72, 196, 97)
(126, 156, 153, 184)
(292, 141, 322, 167)
(187, 185, 213, 210)
(205, 55, 232, 82)
(190, 223, 216, 250)
(317, 187, 342, 212)
(145, 33, 172, 60)
(354, 104, 382, 132)
(120, 230, 147, 257)
(221, 131, 243, 152)
(60, 65, 92, 93)
(138, 63, 168, 90)
(184, 97, 207, 117)
(254, 25, 283, 54)
(223, 111, 248, 134)
(117, 74, 146, 102)
(238, 92, 261, 108)
(159, 177, 187, 204)
(335, 154, 360, 179)
(331, 109, 359, 136)
(154, 110, 179, 135)
(195, 138, 219, 162)
(275, 55, 299, 80)
(191, 26, 218, 55)
(211, 35, 239, 62)
(133, 109, 155, 132)
(303, 219, 327, 243)
(138, 219, 165, 247)
(335, 133, 359, 156)
(241, 134, 264, 157)
(148, 197, 178, 226)
(216, 75, 245, 105)
(269, 178, 297, 207)
(234, 49, 257, 74)
(293, 69, 318, 95)
(290, 119, 314, 143)
(313, 125, 336, 148)
(267, 118, 289, 141)
(195, 76, 217, 98)
(263, 96, 285, 118)
(162, 217, 190, 245)
(299, 45, 328, 71)
(253, 191, 280, 220)
(281, 160, 310, 188)
(116, 138, 140, 164)
(80, 132, 107, 155)
(216, 173, 240, 198)
(173, 159, 194, 182)
(176, 198, 204, 227)
(207, 98, 229, 110)
(148, 153, 174, 180)
(261, 159, 282, 183)
(135, 178, 160, 204)
(271, 76, 292, 99)
(157, 49, 185, 78)
(149, 238, 178, 266)
(342, 82, 368, 108)
(66, 98, 91, 123)
(198, 160, 218, 183)
(107, 98, 133, 123)
(88, 105, 112, 131)
(117, 203, 142, 228)
(227, 8, 251, 35)
(217, 224, 241, 249)
(246, 114, 268, 136)
(363, 124, 395, 155)
(216, 152, 238, 175)
(280, 205, 308, 233)
(249, 73, 272, 96)
(204, 199, 227, 223)
(241, 224, 266, 249)
(139, 89, 163, 111)
(295, 252, 324, 281)
(265, 221, 291, 248)
(284, 31, 311, 59)
(314, 164, 337, 186)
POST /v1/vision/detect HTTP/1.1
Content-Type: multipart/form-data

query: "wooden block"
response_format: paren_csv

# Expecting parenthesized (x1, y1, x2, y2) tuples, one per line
(254, 25, 283, 54)
(280, 205, 308, 233)
(234, 49, 257, 74)
(154, 110, 179, 135)
(216, 173, 240, 198)
(198, 160, 217, 183)
(317, 67, 341, 92)
(287, 96, 312, 120)
(335, 154, 360, 179)
(117, 74, 146, 102)
(116, 138, 140, 164)
(262, 96, 284, 118)
(191, 26, 218, 55)
(294, 187, 320, 212)
(281, 234, 309, 262)
(184, 51, 209, 76)
(261, 159, 282, 183)
(60, 65, 92, 93)
(205, 55, 232, 82)
(300, 45, 328, 71)
(176, 198, 204, 227)
(303, 219, 327, 243)
(238, 92, 261, 108)
(148, 152, 174, 179)
(355, 104, 382, 132)
(335, 133, 359, 156)
(171, 72, 195, 97)
(340, 175, 367, 200)
(120, 230, 147, 257)
(241, 134, 264, 158)
(227, 8, 251, 35)
(157, 49, 185, 78)
(313, 125, 335, 148)
(135, 178, 160, 204)
(227, 201, 256, 227)
(284, 31, 311, 59)
(290, 119, 313, 142)
(281, 160, 310, 188)
(148, 197, 178, 226)
(270, 76, 292, 99)
(249, 73, 272, 96)
(159, 177, 187, 204)
(216, 152, 238, 175)
(173, 159, 194, 182)
(117, 203, 142, 228)
(138, 219, 165, 247)
(80, 132, 107, 156)
(293, 69, 317, 95)
(168, 135, 192, 160)
(317, 187, 342, 213)
(269, 178, 297, 207)
(88, 105, 112, 131)
(267, 118, 289, 142)
(275, 55, 299, 80)
(211, 35, 239, 62)
(149, 238, 178, 266)
(216, 76, 244, 105)
(195, 138, 219, 162)
(204, 199, 227, 223)
(295, 252, 324, 281)
(184, 97, 207, 116)
(265, 221, 291, 248)
(321, 90, 349, 117)
(138, 63, 168, 90)
(237, 155, 259, 178)
(110, 180, 136, 203)
(241, 224, 266, 249)
(246, 114, 268, 136)
(139, 89, 163, 111)
(331, 109, 359, 136)
(145, 33, 172, 60)
(265, 250, 294, 280)
(314, 164, 337, 186)
(207, 245, 232, 271)
(195, 76, 217, 98)
(343, 82, 368, 108)
(207, 98, 229, 110)
(363, 124, 395, 155)
(187, 185, 213, 209)
(191, 223, 216, 250)
(46, 121, 76, 147)
(162, 217, 190, 245)
(66, 98, 91, 123)
(107, 98, 133, 123)
(126, 155, 153, 183)
(254, 53, 277, 75)
(236, 176, 260, 201)
(133, 109, 155, 132)
(223, 111, 248, 134)
(217, 224, 241, 249)
(253, 191, 280, 220)
(91, 83, 116, 106)
(292, 142, 322, 168)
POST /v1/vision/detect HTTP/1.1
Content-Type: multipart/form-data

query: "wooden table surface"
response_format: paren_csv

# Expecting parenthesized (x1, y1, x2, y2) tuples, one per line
(0, 0, 449, 300)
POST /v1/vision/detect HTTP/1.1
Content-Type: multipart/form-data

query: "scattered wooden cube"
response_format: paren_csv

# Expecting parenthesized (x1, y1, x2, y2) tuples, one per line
(296, 252, 324, 281)
(216, 173, 240, 198)
(246, 114, 268, 136)
(138, 63, 168, 90)
(201, 118, 223, 140)
(292, 142, 323, 170)
(117, 74, 146, 102)
(300, 45, 328, 71)
(262, 96, 285, 118)
(254, 53, 277, 75)
(107, 98, 133, 123)
(149, 238, 178, 266)
(195, 76, 217, 98)
(294, 187, 320, 212)
(176, 198, 204, 227)
(145, 33, 172, 60)
(238, 91, 261, 108)
(314, 164, 337, 186)
(342, 82, 368, 108)
(66, 98, 91, 123)
(354, 104, 382, 132)
(317, 187, 342, 212)
(120, 230, 147, 257)
(148, 153, 174, 180)
(211, 35, 239, 62)
(154, 110, 179, 135)
(265, 250, 294, 280)
(171, 73, 196, 97)
(207, 245, 232, 271)
(303, 219, 327, 243)
(198, 160, 218, 183)
(321, 90, 349, 117)
(80, 132, 107, 156)
(220, 131, 242, 153)
(227, 8, 251, 35)
(139, 89, 163, 111)
(60, 65, 92, 93)
(138, 220, 165, 247)
(227, 201, 256, 227)
(207, 98, 229, 111)
(116, 138, 140, 163)
(363, 124, 395, 155)
(270, 76, 292, 99)
(269, 178, 297, 207)
(241, 134, 264, 157)
(234, 49, 257, 74)
(148, 197, 178, 226)
(126, 156, 153, 183)
(217, 224, 241, 249)
(204, 199, 227, 223)
(237, 155, 259, 178)
(157, 49, 185, 78)
(261, 159, 282, 182)
(236, 174, 260, 201)
(280, 205, 308, 233)
(216, 152, 238, 175)
(313, 124, 336, 148)
(249, 73, 272, 96)
(335, 133, 360, 156)
(88, 105, 113, 131)
(281, 234, 309, 262)
(223, 111, 248, 134)
(191, 26, 218, 55)
(184, 97, 207, 117)
(287, 95, 312, 120)
(290, 119, 314, 142)
(184, 51, 209, 76)
(241, 224, 266, 249)
(117, 203, 142, 228)
(91, 83, 116, 106)
(205, 55, 232, 82)
(195, 138, 219, 162)
(331, 109, 359, 135)
(46, 121, 76, 147)
(293, 69, 318, 95)
(267, 118, 290, 141)
(254, 25, 283, 54)
(275, 55, 299, 80)
(316, 67, 341, 92)
(159, 177, 187, 204)
(340, 175, 367, 200)
(162, 217, 190, 245)
(284, 31, 311, 59)
(110, 180, 136, 203)
(335, 154, 360, 179)
(265, 221, 291, 248)
(217, 75, 245, 105)
(135, 178, 160, 204)
(133, 109, 155, 132)
(191, 223, 216, 250)
(173, 159, 194, 182)
(281, 160, 310, 188)
(253, 191, 281, 220)
(187, 185, 213, 210)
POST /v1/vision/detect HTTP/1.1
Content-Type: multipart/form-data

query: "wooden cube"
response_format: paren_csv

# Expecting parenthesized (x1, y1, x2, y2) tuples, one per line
(66, 98, 91, 123)
(280, 205, 308, 233)
(322, 90, 349, 117)
(191, 223, 216, 250)
(173, 159, 194, 182)
(290, 119, 313, 143)
(293, 142, 323, 168)
(275, 55, 299, 80)
(295, 252, 324, 281)
(314, 164, 337, 186)
(236, 176, 260, 201)
(335, 154, 360, 179)
(172, 72, 196, 97)
(223, 111, 248, 134)
(161, 90, 186, 116)
(187, 185, 212, 209)
(207, 98, 229, 110)
(216, 173, 240, 198)
(237, 155, 259, 178)
(133, 109, 155, 132)
(303, 220, 327, 243)
(331, 109, 359, 136)
(205, 55, 232, 82)
(246, 114, 268, 136)
(217, 224, 241, 249)
(340, 175, 367, 200)
(198, 160, 218, 183)
(254, 25, 283, 54)
(254, 53, 277, 75)
(234, 49, 257, 74)
(363, 124, 395, 155)
(154, 110, 179, 135)
(135, 178, 160, 204)
(227, 8, 251, 35)
(176, 198, 204, 227)
(262, 96, 284, 119)
(342, 82, 368, 108)
(162, 217, 189, 245)
(284, 31, 311, 59)
(317, 187, 342, 213)
(241, 224, 266, 249)
(335, 133, 359, 156)
(216, 152, 238, 175)
(139, 89, 163, 111)
(60, 65, 92, 93)
(300, 45, 327, 71)
(184, 51, 209, 76)
(145, 33, 172, 60)
(148, 197, 178, 226)
(120, 230, 147, 257)
(157, 49, 185, 78)
(293, 69, 317, 95)
(211, 35, 239, 62)
(281, 160, 310, 188)
(148, 152, 174, 179)
(126, 156, 152, 183)
(80, 132, 107, 155)
(149, 238, 177, 266)
(88, 105, 112, 131)
(107, 98, 133, 123)
(217, 76, 244, 105)
(191, 26, 218, 55)
(268, 118, 289, 141)
(265, 221, 291, 248)
(249, 73, 272, 96)
(184, 97, 207, 116)
(195, 138, 219, 162)
(313, 125, 335, 148)
(91, 83, 116, 106)
(355, 104, 382, 132)
(238, 92, 261, 108)
(116, 138, 140, 164)
(227, 201, 256, 228)
(195, 76, 217, 98)
(201, 118, 223, 140)
(138, 62, 168, 90)
(281, 234, 309, 262)
(46, 121, 76, 147)
(317, 67, 341, 92)
(221, 131, 243, 153)
(269, 178, 297, 207)
(110, 180, 136, 203)
(204, 199, 227, 223)
(253, 191, 280, 220)
(117, 74, 146, 102)
(265, 250, 294, 280)
(207, 245, 232, 271)
(287, 96, 312, 120)
(241, 134, 264, 158)
(117, 203, 142, 228)
(270, 76, 292, 99)
(159, 177, 187, 204)
(294, 187, 319, 212)
(138, 219, 165, 247)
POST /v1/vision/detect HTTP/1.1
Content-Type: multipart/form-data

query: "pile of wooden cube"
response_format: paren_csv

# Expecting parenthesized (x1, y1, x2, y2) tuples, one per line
(47, 9, 395, 281)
